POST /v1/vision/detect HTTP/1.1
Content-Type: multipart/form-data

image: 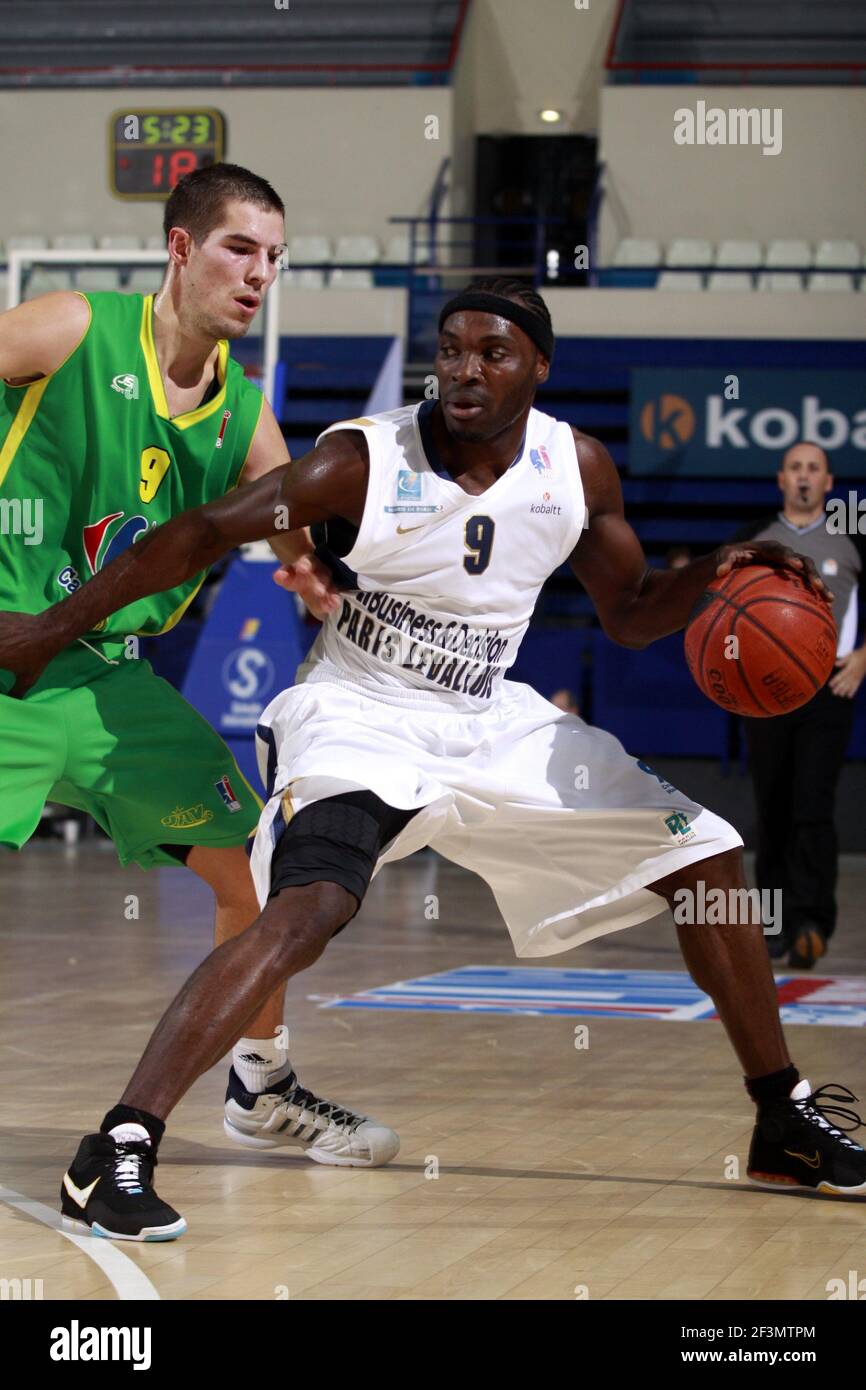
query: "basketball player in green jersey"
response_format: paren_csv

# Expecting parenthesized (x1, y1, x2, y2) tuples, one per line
(0, 165, 397, 1231)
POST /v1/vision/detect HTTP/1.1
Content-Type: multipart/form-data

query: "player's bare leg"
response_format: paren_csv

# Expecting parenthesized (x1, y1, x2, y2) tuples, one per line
(61, 881, 400, 1240)
(172, 851, 399, 1167)
(647, 845, 788, 1076)
(119, 881, 348, 1116)
(186, 844, 283, 1040)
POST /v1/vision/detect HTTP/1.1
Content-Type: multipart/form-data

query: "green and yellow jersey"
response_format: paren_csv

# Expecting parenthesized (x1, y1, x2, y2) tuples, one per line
(0, 291, 264, 672)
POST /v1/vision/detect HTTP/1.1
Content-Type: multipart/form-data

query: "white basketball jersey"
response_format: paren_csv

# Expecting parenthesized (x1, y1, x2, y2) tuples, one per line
(301, 400, 586, 709)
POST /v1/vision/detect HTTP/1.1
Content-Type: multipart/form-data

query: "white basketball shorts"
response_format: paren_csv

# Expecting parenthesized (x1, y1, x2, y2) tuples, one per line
(250, 662, 743, 958)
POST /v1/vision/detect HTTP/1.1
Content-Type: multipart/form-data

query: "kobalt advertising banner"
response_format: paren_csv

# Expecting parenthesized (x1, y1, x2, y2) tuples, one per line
(630, 369, 866, 475)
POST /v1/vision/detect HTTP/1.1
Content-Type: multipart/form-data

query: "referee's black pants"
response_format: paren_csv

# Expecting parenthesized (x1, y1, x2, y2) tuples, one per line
(744, 683, 856, 942)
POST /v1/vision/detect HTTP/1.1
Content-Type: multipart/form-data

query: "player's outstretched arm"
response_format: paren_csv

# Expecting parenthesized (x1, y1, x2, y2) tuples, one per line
(568, 430, 831, 650)
(236, 399, 339, 618)
(0, 429, 368, 695)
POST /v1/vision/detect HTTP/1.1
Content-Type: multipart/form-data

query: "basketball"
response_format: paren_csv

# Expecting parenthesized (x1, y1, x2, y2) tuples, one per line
(685, 564, 837, 717)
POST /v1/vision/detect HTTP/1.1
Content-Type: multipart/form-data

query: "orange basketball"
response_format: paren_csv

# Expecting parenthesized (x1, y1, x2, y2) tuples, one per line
(684, 565, 837, 718)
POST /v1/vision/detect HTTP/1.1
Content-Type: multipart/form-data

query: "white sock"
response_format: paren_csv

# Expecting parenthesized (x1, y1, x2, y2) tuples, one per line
(108, 1122, 151, 1147)
(233, 1036, 292, 1094)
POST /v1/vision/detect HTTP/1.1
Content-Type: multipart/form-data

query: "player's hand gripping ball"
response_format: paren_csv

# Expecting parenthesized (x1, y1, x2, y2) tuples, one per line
(685, 548, 836, 718)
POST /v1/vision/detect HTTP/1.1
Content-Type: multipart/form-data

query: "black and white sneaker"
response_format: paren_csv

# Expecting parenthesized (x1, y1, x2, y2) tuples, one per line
(224, 1066, 400, 1167)
(61, 1134, 186, 1241)
(748, 1080, 866, 1196)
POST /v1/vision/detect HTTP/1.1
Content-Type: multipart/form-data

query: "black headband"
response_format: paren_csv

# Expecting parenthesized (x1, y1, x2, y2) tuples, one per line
(438, 291, 554, 360)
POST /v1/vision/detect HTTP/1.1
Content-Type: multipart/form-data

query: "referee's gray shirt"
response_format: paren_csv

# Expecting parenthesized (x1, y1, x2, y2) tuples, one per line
(733, 513, 863, 656)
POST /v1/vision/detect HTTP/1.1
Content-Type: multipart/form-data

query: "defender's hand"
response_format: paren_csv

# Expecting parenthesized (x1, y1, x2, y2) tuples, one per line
(829, 647, 866, 699)
(715, 540, 833, 605)
(0, 611, 57, 698)
(272, 553, 341, 620)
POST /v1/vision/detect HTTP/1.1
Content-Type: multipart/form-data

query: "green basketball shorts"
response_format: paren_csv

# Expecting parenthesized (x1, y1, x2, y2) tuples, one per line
(0, 641, 262, 869)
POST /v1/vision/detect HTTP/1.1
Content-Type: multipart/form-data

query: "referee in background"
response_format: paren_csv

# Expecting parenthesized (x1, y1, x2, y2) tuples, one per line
(734, 441, 865, 969)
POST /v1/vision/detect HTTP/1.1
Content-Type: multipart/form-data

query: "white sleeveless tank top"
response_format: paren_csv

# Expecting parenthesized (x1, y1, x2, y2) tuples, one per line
(300, 400, 586, 710)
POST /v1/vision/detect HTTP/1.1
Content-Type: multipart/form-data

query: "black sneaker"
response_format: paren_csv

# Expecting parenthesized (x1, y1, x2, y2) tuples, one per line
(748, 1080, 866, 1196)
(60, 1133, 186, 1241)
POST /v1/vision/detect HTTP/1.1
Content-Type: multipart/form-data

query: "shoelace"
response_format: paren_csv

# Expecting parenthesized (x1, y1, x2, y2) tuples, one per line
(280, 1073, 362, 1132)
(111, 1141, 152, 1194)
(794, 1084, 864, 1153)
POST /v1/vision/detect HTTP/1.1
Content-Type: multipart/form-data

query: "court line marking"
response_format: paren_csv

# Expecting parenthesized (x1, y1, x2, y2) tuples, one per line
(0, 1184, 161, 1300)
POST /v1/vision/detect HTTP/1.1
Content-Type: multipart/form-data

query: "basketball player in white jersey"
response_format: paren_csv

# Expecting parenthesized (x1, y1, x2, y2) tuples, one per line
(3, 279, 864, 1238)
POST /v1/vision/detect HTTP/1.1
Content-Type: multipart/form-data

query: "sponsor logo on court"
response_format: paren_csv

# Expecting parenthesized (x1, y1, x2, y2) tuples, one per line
(215, 774, 242, 812)
(320, 966, 866, 1027)
(160, 804, 214, 829)
(110, 372, 139, 400)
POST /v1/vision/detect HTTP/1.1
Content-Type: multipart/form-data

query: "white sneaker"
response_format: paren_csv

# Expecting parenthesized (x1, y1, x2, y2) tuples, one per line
(223, 1066, 400, 1167)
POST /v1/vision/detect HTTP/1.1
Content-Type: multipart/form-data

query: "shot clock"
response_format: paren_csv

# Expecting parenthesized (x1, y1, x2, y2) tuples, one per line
(109, 109, 226, 199)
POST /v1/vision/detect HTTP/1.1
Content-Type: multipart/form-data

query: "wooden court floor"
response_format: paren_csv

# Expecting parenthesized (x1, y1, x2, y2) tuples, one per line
(1, 840, 866, 1302)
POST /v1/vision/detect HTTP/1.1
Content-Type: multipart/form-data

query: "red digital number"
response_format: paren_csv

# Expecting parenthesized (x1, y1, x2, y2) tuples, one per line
(151, 153, 164, 188)
(168, 150, 198, 187)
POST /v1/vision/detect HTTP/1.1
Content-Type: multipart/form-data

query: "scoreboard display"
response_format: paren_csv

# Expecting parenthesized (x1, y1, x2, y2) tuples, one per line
(109, 109, 226, 199)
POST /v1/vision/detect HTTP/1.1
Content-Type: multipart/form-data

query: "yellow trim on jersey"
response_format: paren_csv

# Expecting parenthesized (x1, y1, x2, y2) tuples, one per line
(133, 368, 263, 638)
(231, 753, 265, 813)
(0, 375, 52, 490)
(0, 294, 93, 490)
(234, 390, 267, 487)
(2, 292, 93, 390)
(134, 571, 207, 638)
(139, 294, 228, 430)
